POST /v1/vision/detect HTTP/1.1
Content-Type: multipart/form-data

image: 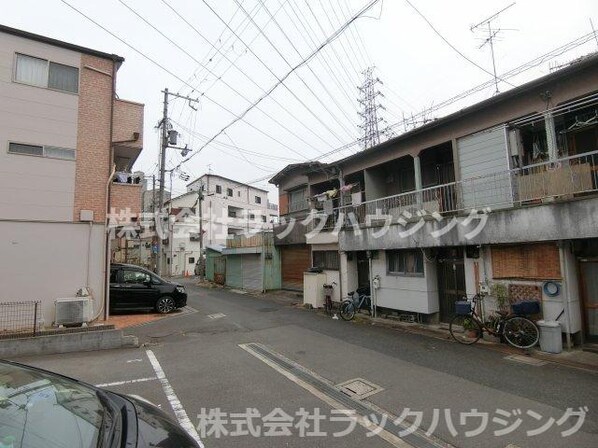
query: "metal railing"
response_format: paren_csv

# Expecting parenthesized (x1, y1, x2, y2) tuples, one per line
(0, 301, 42, 339)
(327, 150, 598, 227)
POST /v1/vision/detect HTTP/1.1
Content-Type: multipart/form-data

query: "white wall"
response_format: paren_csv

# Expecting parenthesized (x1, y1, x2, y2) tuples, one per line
(340, 252, 358, 300)
(0, 221, 105, 325)
(371, 251, 439, 314)
(0, 32, 79, 221)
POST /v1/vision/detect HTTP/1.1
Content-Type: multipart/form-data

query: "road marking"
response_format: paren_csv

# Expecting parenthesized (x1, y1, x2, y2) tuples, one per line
(240, 343, 434, 448)
(95, 377, 157, 388)
(146, 349, 204, 448)
(126, 358, 143, 363)
(208, 312, 226, 320)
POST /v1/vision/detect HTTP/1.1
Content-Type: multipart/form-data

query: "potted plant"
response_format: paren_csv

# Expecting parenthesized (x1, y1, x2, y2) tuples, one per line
(462, 316, 479, 338)
(490, 282, 509, 313)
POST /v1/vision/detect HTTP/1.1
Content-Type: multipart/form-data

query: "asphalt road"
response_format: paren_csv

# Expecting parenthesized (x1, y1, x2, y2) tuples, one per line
(14, 279, 598, 448)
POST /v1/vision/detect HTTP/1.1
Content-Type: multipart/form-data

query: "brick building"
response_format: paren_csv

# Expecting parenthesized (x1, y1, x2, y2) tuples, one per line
(0, 25, 144, 326)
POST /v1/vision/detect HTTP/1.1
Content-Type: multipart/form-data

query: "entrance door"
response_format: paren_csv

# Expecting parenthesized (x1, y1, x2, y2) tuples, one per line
(356, 251, 370, 288)
(437, 248, 466, 323)
(580, 261, 598, 342)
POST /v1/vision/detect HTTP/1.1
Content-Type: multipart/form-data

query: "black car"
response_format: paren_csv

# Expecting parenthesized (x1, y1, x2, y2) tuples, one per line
(0, 359, 200, 447)
(110, 264, 187, 314)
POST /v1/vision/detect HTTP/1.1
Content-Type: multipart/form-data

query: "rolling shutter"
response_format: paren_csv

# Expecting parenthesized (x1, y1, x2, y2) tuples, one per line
(281, 245, 311, 291)
(226, 256, 243, 289)
(242, 254, 263, 292)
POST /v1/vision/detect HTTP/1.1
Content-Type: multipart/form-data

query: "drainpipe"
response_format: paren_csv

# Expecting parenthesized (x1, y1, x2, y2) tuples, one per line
(558, 241, 573, 350)
(102, 60, 117, 321)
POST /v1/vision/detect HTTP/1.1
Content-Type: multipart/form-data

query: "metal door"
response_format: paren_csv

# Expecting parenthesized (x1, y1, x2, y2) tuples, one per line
(243, 254, 263, 292)
(580, 261, 598, 342)
(214, 256, 226, 285)
(356, 251, 370, 288)
(437, 250, 466, 323)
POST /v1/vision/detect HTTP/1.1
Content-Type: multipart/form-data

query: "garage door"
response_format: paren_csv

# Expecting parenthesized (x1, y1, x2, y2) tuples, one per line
(242, 254, 263, 292)
(226, 256, 242, 289)
(457, 126, 513, 210)
(281, 245, 311, 291)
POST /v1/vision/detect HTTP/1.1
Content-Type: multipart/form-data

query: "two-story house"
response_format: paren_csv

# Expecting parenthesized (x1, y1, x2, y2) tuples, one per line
(271, 54, 598, 347)
(0, 25, 144, 326)
(161, 173, 275, 275)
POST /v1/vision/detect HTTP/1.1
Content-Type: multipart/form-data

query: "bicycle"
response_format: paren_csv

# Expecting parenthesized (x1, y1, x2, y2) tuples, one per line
(449, 294, 540, 349)
(339, 286, 372, 321)
(323, 282, 337, 317)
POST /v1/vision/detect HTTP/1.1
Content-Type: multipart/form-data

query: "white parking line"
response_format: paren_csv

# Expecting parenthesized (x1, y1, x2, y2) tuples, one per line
(146, 349, 204, 448)
(207, 312, 226, 320)
(95, 376, 157, 388)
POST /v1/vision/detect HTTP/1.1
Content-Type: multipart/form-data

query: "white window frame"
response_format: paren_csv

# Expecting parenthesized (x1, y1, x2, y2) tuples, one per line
(13, 53, 80, 94)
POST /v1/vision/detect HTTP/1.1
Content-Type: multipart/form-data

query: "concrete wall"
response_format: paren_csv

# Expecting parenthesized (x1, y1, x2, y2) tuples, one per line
(0, 32, 79, 221)
(340, 197, 598, 251)
(340, 253, 358, 300)
(0, 220, 105, 325)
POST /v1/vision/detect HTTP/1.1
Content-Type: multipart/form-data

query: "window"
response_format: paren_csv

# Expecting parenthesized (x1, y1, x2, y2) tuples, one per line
(189, 232, 201, 241)
(255, 196, 262, 204)
(8, 142, 75, 160)
(261, 215, 267, 223)
(313, 251, 340, 270)
(15, 53, 79, 93)
(288, 188, 307, 212)
(249, 213, 255, 220)
(237, 191, 241, 197)
(122, 269, 151, 284)
(387, 250, 424, 276)
(228, 208, 237, 218)
(216, 185, 222, 194)
(109, 269, 119, 283)
(227, 188, 233, 196)
(189, 257, 195, 264)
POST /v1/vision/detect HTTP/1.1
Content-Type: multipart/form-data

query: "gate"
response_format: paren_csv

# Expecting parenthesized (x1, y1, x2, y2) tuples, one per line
(214, 256, 226, 285)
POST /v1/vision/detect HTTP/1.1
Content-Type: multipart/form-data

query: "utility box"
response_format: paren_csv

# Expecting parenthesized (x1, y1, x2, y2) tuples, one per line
(537, 320, 563, 354)
(303, 272, 326, 308)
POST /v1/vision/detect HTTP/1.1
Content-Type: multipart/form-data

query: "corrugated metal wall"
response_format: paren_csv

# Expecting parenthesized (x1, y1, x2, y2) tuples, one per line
(457, 127, 513, 210)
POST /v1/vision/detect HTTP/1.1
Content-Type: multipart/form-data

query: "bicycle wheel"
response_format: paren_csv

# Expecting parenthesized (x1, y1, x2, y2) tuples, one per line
(503, 316, 539, 349)
(449, 314, 483, 345)
(324, 297, 333, 316)
(339, 301, 356, 321)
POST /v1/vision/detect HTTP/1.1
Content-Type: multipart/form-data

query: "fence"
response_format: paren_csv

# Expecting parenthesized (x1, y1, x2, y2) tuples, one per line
(328, 150, 598, 227)
(0, 301, 42, 339)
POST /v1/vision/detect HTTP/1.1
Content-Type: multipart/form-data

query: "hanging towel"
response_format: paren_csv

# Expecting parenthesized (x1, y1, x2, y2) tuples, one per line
(325, 188, 338, 199)
(351, 192, 362, 205)
(323, 199, 334, 214)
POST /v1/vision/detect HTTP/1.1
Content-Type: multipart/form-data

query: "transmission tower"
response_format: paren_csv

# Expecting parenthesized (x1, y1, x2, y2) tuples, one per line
(357, 67, 391, 150)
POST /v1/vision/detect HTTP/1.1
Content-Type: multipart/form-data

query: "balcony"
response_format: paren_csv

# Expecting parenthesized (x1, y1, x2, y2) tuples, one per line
(112, 98, 144, 170)
(111, 180, 143, 216)
(329, 150, 598, 228)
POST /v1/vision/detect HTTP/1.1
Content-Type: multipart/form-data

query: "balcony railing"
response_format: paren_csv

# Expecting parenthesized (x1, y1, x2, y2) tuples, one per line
(325, 150, 598, 228)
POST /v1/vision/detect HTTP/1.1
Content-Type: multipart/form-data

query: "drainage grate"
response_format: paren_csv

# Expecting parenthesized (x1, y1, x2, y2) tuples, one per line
(338, 378, 383, 399)
(243, 343, 449, 448)
(504, 354, 548, 366)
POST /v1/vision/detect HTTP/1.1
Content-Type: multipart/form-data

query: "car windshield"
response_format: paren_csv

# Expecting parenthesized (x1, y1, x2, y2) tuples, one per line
(0, 362, 105, 448)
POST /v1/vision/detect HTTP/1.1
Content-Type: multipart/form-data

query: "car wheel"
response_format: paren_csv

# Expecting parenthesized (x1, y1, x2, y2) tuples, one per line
(156, 296, 175, 314)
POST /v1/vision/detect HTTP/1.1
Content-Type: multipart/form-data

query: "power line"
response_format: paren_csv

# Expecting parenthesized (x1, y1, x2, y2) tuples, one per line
(176, 0, 384, 170)
(403, 0, 515, 88)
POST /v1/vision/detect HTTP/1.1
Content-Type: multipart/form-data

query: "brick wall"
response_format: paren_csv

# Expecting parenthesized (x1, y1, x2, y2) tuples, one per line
(73, 55, 114, 223)
(111, 183, 142, 216)
(113, 98, 144, 148)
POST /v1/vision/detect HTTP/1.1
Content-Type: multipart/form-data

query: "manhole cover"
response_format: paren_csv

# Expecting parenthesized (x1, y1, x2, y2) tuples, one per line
(337, 378, 383, 399)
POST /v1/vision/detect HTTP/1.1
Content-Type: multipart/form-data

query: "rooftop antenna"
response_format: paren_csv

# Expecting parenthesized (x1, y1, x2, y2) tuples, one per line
(470, 2, 516, 95)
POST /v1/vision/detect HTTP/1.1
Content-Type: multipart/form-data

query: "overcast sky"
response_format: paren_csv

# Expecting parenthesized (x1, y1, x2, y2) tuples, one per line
(3, 0, 597, 201)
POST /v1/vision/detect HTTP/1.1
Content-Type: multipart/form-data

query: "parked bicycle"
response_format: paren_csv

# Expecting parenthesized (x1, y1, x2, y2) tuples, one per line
(339, 286, 372, 321)
(323, 282, 337, 317)
(449, 294, 540, 349)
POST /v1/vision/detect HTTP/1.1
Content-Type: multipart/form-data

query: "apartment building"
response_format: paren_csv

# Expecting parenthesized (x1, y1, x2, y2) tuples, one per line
(161, 173, 277, 275)
(271, 54, 598, 347)
(0, 25, 144, 325)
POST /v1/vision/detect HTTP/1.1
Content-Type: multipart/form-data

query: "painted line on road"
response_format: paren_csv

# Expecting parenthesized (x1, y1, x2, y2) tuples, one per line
(207, 312, 226, 320)
(239, 343, 433, 448)
(146, 349, 204, 448)
(95, 376, 157, 388)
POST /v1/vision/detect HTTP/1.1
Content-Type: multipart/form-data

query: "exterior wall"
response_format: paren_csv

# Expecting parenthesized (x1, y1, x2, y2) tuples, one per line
(112, 98, 143, 148)
(73, 54, 114, 223)
(372, 251, 439, 314)
(111, 183, 142, 216)
(0, 221, 105, 324)
(340, 252, 358, 299)
(311, 243, 341, 302)
(0, 32, 79, 221)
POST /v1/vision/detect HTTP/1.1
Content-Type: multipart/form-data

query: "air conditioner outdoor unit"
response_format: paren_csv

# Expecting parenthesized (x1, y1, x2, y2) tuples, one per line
(55, 297, 94, 326)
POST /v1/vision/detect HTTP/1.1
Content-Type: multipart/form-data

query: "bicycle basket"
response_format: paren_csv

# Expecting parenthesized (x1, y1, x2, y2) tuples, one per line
(511, 300, 541, 315)
(455, 301, 472, 315)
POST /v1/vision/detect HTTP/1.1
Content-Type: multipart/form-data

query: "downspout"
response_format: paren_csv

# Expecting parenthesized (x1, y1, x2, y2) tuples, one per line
(558, 241, 573, 350)
(103, 59, 117, 321)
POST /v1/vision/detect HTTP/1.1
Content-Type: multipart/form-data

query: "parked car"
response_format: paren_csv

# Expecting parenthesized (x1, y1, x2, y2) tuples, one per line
(109, 263, 187, 314)
(0, 359, 200, 447)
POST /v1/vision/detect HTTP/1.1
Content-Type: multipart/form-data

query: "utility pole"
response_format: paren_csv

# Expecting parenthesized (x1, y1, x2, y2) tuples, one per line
(197, 187, 204, 282)
(155, 88, 199, 276)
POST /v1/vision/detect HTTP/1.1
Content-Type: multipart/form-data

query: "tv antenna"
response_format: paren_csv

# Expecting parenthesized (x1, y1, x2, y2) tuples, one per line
(471, 2, 516, 95)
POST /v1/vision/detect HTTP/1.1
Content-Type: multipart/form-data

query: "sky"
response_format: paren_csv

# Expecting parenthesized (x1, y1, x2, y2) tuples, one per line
(3, 0, 597, 202)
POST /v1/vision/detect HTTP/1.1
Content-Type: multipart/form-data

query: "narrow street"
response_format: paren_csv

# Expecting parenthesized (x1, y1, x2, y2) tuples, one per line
(14, 280, 598, 448)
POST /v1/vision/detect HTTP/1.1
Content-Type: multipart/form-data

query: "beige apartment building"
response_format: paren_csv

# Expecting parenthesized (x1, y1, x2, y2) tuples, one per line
(0, 25, 144, 326)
